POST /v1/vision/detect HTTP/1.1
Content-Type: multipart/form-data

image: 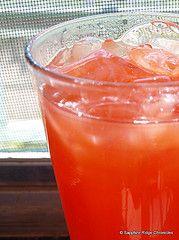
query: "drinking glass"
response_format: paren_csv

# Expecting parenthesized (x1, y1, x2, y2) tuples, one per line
(25, 13, 179, 240)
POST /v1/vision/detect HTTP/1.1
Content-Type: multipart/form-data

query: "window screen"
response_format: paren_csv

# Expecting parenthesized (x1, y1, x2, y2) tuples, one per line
(0, 0, 178, 153)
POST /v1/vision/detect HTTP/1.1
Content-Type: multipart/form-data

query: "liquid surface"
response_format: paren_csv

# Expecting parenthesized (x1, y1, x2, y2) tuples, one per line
(47, 37, 179, 82)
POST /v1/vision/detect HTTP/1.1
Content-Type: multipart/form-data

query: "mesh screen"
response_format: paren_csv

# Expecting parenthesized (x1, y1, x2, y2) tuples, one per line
(0, 0, 178, 153)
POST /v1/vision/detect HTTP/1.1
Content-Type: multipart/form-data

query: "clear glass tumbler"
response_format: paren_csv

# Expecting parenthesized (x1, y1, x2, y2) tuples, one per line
(25, 13, 179, 240)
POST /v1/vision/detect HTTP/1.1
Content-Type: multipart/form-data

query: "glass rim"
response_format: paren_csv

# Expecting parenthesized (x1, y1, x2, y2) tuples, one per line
(25, 11, 179, 88)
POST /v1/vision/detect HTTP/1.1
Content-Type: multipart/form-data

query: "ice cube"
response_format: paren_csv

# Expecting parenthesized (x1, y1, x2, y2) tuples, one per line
(150, 38, 179, 55)
(61, 49, 156, 82)
(120, 20, 179, 48)
(120, 23, 153, 46)
(129, 46, 179, 78)
(47, 37, 102, 68)
(102, 39, 131, 57)
(70, 37, 102, 62)
(46, 47, 72, 68)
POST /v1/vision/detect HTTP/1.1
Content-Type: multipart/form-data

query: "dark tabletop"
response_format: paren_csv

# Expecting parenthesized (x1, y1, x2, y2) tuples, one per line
(0, 238, 70, 240)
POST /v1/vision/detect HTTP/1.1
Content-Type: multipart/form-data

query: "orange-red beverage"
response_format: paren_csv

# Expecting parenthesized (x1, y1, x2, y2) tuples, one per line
(26, 13, 179, 240)
(44, 97, 179, 240)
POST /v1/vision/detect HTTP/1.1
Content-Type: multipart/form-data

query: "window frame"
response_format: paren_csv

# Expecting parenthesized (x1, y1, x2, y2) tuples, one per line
(0, 155, 68, 237)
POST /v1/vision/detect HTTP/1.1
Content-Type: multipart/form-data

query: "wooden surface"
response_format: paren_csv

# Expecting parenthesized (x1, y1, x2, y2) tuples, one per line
(0, 238, 69, 240)
(0, 158, 69, 238)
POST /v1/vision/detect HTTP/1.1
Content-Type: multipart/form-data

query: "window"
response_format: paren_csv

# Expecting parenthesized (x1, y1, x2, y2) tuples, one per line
(0, 0, 178, 237)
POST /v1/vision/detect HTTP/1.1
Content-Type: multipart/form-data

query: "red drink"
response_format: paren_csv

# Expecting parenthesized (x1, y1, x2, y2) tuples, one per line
(26, 13, 179, 240)
(44, 101, 179, 240)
